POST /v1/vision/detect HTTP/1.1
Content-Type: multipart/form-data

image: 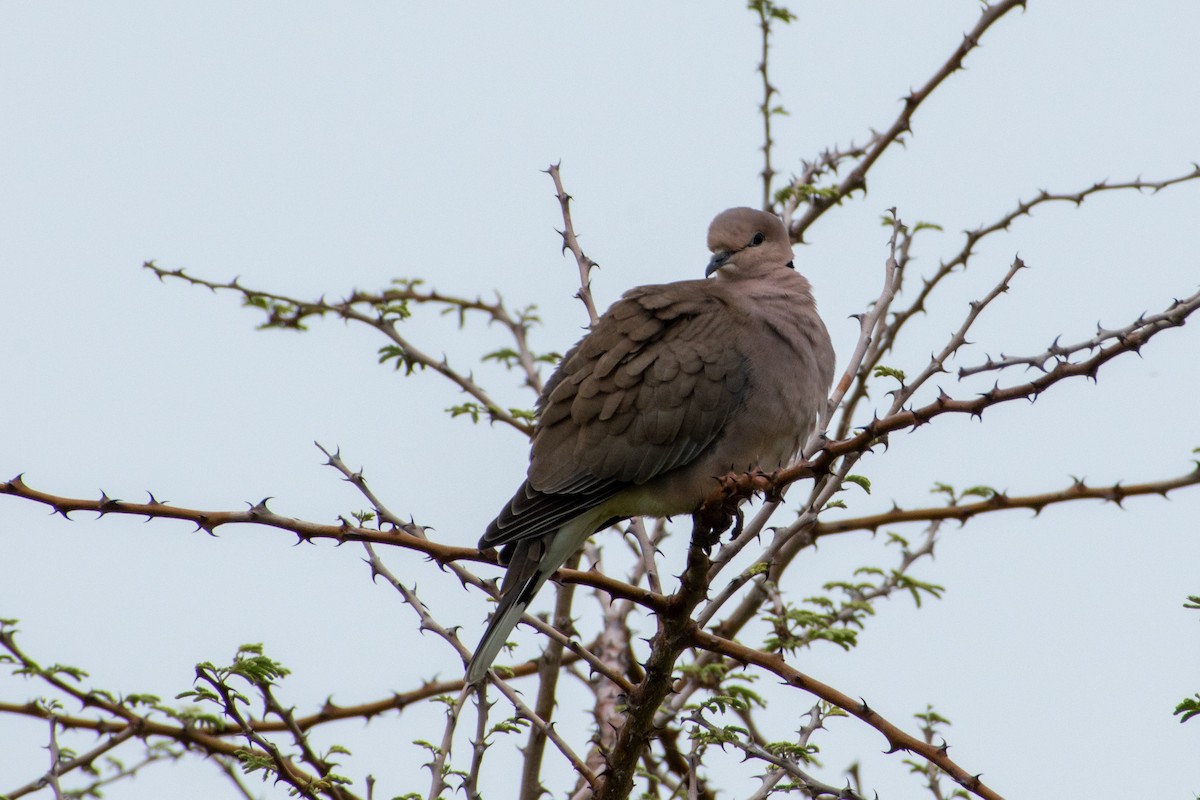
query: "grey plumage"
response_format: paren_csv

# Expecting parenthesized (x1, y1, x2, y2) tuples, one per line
(466, 207, 835, 684)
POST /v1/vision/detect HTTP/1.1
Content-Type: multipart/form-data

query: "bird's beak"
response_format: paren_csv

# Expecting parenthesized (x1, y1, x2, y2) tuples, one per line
(706, 251, 730, 277)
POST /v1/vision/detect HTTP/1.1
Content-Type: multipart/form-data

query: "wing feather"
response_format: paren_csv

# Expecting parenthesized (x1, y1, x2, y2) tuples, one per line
(481, 280, 749, 548)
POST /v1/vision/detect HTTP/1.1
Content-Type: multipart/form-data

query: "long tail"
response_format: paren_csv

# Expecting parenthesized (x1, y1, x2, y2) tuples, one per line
(466, 538, 551, 684)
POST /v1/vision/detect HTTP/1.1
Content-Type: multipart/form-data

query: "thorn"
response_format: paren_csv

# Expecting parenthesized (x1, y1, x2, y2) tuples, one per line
(98, 491, 121, 515)
(248, 498, 273, 515)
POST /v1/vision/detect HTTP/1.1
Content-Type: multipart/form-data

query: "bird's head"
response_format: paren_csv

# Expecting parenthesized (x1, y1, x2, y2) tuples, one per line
(705, 207, 795, 279)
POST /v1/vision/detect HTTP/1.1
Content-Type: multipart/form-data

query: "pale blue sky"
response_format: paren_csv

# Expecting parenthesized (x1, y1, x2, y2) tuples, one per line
(2, 3, 1198, 798)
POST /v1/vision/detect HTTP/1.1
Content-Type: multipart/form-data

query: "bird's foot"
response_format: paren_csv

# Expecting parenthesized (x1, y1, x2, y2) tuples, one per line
(691, 501, 743, 551)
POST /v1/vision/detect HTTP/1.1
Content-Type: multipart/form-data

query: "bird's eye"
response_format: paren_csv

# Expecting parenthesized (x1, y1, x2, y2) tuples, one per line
(749, 232, 765, 247)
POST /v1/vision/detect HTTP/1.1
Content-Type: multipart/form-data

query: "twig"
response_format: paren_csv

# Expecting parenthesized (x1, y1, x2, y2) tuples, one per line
(690, 631, 1005, 800)
(750, 1, 796, 210)
(816, 467, 1200, 537)
(887, 256, 1028, 413)
(833, 166, 1200, 440)
(789, 0, 1028, 241)
(144, 263, 539, 435)
(546, 163, 600, 326)
(686, 703, 866, 800)
(425, 686, 471, 800)
(520, 549, 583, 800)
(487, 679, 598, 789)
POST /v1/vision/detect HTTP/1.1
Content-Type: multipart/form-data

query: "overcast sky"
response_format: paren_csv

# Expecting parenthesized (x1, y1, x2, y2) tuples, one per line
(2, 2, 1199, 798)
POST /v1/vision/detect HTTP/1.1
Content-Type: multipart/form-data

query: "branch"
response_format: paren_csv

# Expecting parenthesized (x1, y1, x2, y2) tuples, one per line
(483, 679, 598, 790)
(834, 166, 1200, 441)
(0, 473, 478, 563)
(594, 532, 715, 800)
(789, 0, 1028, 241)
(546, 163, 600, 326)
(749, 1, 796, 210)
(686, 701, 867, 800)
(703, 282, 1200, 513)
(144, 263, 541, 434)
(691, 631, 1004, 800)
(816, 466, 1200, 538)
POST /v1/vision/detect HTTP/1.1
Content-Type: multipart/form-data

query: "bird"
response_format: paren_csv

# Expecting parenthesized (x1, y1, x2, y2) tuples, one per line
(465, 207, 835, 684)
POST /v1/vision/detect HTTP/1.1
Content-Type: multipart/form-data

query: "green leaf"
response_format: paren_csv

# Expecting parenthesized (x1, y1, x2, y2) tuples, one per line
(872, 365, 906, 383)
(845, 474, 871, 494)
(482, 348, 521, 368)
(1174, 694, 1200, 723)
(229, 653, 290, 685)
(930, 482, 956, 502)
(508, 407, 537, 423)
(446, 402, 483, 424)
(46, 663, 89, 682)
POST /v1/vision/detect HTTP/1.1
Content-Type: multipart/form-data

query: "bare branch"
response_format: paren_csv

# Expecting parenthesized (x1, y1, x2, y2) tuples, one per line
(789, 0, 1028, 241)
(691, 631, 1004, 800)
(546, 163, 601, 326)
(749, 1, 796, 210)
(483, 679, 598, 789)
(817, 466, 1200, 538)
(144, 262, 540, 435)
(836, 167, 1200, 439)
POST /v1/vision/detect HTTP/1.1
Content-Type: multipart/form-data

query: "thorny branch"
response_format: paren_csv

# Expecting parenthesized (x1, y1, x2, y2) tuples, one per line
(749, 0, 796, 211)
(833, 166, 1200, 440)
(691, 631, 1004, 800)
(143, 262, 543, 435)
(787, 0, 1028, 241)
(687, 701, 867, 800)
(5, 5, 1200, 798)
(547, 162, 601, 326)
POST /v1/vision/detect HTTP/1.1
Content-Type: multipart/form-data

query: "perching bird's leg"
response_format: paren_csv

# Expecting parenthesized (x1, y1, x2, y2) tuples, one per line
(690, 501, 742, 551)
(730, 506, 745, 539)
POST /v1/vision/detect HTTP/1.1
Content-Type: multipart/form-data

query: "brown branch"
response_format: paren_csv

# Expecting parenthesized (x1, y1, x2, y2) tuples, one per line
(194, 662, 355, 800)
(816, 467, 1200, 538)
(834, 167, 1200, 441)
(701, 282, 1200, 518)
(485, 679, 598, 789)
(261, 683, 351, 799)
(144, 263, 539, 435)
(789, 0, 1027, 242)
(0, 661, 545, 738)
(686, 702, 867, 800)
(0, 473, 477, 562)
(546, 163, 600, 326)
(750, 1, 794, 210)
(884, 255, 1027, 413)
(594, 533, 714, 800)
(0, 470, 671, 613)
(778, 137, 874, 231)
(691, 630, 1005, 800)
(0, 633, 260, 764)
(520, 550, 582, 800)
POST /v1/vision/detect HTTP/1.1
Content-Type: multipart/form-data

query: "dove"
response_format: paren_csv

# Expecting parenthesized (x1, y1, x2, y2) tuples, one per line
(466, 207, 834, 683)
